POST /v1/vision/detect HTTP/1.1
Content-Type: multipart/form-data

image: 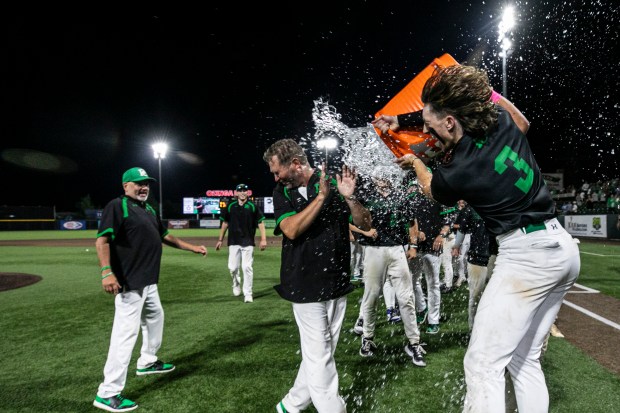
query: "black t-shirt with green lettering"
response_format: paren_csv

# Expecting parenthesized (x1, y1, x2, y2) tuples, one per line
(431, 109, 555, 235)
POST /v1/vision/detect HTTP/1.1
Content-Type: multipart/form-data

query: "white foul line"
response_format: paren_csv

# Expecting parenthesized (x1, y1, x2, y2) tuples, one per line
(571, 283, 599, 293)
(563, 283, 620, 330)
(580, 251, 620, 257)
(562, 300, 620, 330)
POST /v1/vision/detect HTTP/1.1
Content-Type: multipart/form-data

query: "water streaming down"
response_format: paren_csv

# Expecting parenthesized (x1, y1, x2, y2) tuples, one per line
(310, 97, 407, 188)
(309, 98, 468, 412)
(311, 94, 499, 410)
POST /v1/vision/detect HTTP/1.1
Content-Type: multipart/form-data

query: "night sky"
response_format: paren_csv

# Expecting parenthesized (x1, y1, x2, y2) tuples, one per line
(3, 2, 618, 214)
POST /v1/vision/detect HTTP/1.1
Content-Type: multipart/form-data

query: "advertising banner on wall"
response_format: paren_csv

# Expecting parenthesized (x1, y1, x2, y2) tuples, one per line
(59, 220, 87, 230)
(200, 219, 221, 228)
(564, 215, 607, 238)
(167, 220, 190, 229)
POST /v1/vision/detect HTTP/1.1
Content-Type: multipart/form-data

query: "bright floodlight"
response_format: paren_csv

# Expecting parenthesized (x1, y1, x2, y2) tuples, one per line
(152, 142, 168, 159)
(151, 141, 168, 221)
(498, 6, 515, 38)
(316, 137, 338, 150)
(498, 5, 516, 98)
(501, 37, 512, 51)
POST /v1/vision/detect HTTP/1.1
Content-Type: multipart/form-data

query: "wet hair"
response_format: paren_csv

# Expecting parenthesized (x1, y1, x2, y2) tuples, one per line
(421, 65, 498, 138)
(262, 138, 309, 165)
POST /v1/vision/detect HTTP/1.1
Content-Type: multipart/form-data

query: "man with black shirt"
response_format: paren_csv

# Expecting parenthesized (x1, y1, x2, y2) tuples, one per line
(263, 139, 371, 413)
(452, 200, 471, 288)
(215, 183, 267, 303)
(450, 202, 495, 331)
(374, 65, 580, 412)
(407, 194, 451, 335)
(93, 167, 207, 412)
(355, 171, 426, 366)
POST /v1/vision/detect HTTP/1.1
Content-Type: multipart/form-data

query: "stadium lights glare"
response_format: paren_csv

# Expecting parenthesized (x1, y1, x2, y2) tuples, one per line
(498, 5, 516, 97)
(316, 135, 338, 167)
(152, 142, 168, 220)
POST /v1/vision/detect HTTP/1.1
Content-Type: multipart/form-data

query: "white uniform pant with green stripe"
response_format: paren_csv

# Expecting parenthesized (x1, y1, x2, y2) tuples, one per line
(97, 284, 164, 398)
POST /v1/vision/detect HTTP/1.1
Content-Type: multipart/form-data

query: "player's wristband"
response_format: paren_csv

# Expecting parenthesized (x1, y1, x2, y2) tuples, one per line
(409, 244, 418, 249)
(101, 272, 114, 279)
(490, 90, 502, 103)
(101, 265, 111, 272)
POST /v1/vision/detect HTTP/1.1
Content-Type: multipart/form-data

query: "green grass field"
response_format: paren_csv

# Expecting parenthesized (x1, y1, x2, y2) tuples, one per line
(1, 231, 619, 412)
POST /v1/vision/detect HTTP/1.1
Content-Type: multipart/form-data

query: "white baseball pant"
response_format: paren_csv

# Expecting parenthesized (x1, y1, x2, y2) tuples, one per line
(463, 218, 580, 413)
(360, 246, 420, 344)
(228, 245, 254, 297)
(280, 297, 347, 413)
(97, 284, 164, 398)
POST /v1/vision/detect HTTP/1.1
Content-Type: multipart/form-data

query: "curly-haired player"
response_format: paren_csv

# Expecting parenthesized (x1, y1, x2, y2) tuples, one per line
(374, 65, 580, 413)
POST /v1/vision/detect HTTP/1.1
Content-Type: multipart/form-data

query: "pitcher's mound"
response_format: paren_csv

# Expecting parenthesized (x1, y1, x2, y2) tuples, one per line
(0, 273, 42, 292)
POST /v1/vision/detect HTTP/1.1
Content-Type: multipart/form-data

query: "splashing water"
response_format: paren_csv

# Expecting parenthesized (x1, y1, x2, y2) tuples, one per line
(311, 98, 407, 187)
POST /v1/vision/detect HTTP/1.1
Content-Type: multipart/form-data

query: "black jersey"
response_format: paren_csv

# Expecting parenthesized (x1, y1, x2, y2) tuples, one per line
(455, 204, 491, 267)
(97, 196, 168, 290)
(220, 200, 265, 247)
(272, 171, 354, 303)
(440, 204, 459, 234)
(430, 109, 555, 235)
(414, 195, 451, 255)
(358, 187, 413, 247)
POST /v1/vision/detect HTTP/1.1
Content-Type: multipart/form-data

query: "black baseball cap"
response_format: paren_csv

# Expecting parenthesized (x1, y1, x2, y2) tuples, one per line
(236, 183, 249, 191)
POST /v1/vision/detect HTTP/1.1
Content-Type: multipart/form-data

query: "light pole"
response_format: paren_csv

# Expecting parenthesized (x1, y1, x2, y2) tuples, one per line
(316, 134, 338, 172)
(498, 6, 515, 98)
(152, 142, 168, 221)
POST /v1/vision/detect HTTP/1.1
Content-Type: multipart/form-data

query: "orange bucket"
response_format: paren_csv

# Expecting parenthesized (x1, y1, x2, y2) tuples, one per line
(374, 53, 459, 160)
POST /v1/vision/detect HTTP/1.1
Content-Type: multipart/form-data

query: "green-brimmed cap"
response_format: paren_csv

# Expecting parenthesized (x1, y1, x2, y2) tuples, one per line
(122, 167, 157, 184)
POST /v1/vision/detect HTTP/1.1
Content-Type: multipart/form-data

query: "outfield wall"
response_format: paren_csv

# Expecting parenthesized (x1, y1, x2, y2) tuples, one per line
(0, 218, 278, 232)
(0, 205, 617, 240)
(557, 214, 620, 240)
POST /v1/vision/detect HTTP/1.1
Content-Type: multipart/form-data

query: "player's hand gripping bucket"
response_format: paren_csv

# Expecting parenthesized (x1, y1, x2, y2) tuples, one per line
(373, 53, 459, 160)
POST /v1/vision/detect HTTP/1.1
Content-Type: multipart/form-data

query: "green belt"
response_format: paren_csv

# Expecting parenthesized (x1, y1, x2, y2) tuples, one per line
(522, 222, 546, 234)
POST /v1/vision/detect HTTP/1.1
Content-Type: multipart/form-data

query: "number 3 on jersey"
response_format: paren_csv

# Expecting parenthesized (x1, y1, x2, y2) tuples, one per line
(494, 145, 534, 194)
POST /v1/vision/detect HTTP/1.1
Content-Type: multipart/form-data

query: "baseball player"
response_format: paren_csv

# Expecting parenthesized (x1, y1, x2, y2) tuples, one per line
(452, 200, 471, 288)
(374, 64, 580, 412)
(407, 194, 451, 334)
(215, 183, 267, 303)
(93, 167, 207, 412)
(355, 172, 426, 366)
(450, 203, 496, 331)
(263, 139, 371, 413)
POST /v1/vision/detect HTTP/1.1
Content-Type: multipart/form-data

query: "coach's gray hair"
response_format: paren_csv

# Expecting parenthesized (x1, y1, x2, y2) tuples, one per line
(263, 139, 308, 165)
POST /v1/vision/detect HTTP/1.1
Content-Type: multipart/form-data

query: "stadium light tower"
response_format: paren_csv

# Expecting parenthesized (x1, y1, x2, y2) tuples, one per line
(316, 134, 338, 170)
(152, 142, 168, 221)
(498, 6, 515, 97)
